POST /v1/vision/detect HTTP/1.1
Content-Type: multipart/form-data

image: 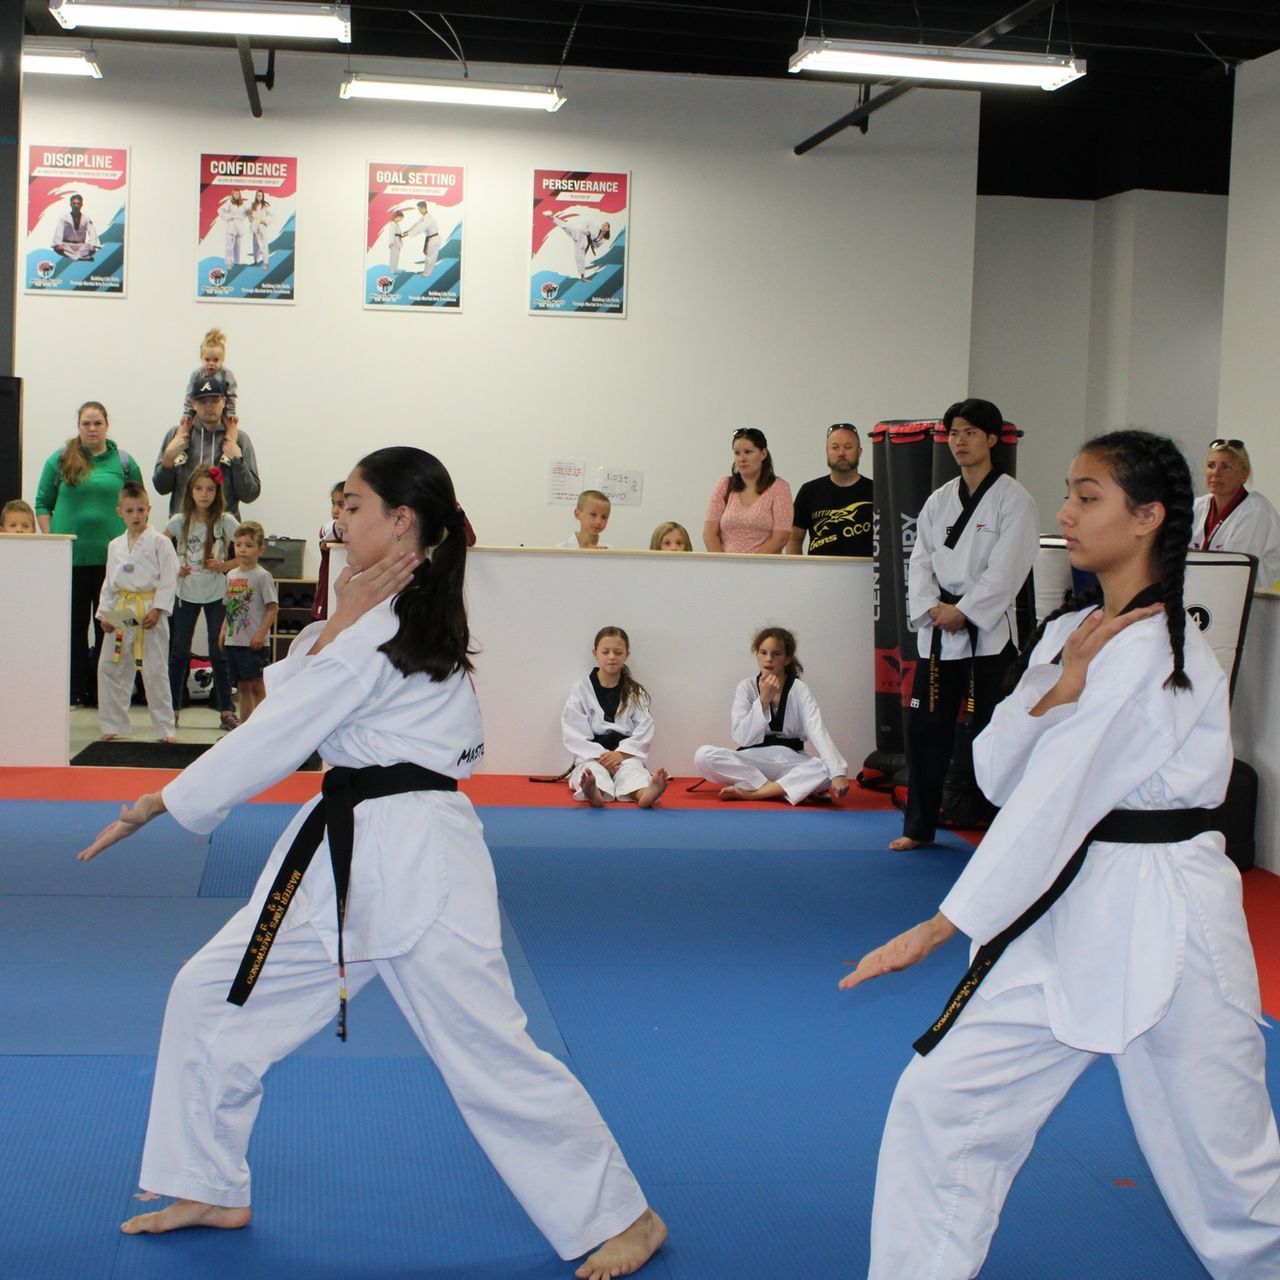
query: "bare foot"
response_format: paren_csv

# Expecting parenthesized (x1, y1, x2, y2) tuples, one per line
(122, 1198, 251, 1234)
(637, 768, 669, 809)
(160, 737, 177, 745)
(99, 733, 120, 742)
(889, 836, 930, 851)
(580, 771, 606, 808)
(719, 785, 754, 802)
(576, 1207, 667, 1279)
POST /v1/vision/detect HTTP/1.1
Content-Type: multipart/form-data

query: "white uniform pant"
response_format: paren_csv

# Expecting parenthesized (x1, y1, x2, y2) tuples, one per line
(252, 225, 270, 266)
(420, 237, 439, 275)
(97, 618, 175, 739)
(570, 757, 651, 803)
(388, 236, 402, 271)
(224, 227, 243, 267)
(139, 903, 648, 1260)
(869, 912, 1280, 1280)
(694, 744, 830, 804)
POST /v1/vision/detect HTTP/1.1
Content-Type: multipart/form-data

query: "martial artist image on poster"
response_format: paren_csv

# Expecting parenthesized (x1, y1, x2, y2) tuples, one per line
(197, 154, 298, 303)
(364, 162, 464, 310)
(25, 146, 128, 296)
(530, 170, 628, 317)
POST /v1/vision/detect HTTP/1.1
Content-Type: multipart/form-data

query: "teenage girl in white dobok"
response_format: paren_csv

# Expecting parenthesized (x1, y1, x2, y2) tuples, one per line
(843, 429, 1280, 1280)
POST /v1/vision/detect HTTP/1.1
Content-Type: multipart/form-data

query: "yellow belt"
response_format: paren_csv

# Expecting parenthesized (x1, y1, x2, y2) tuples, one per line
(112, 588, 156, 664)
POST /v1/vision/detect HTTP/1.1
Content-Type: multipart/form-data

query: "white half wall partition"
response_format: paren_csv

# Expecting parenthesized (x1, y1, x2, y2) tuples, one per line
(0, 535, 72, 766)
(1232, 594, 1280, 876)
(328, 544, 875, 778)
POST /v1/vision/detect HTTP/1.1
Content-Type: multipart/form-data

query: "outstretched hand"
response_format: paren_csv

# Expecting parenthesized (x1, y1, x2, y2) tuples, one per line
(77, 792, 166, 862)
(839, 914, 957, 991)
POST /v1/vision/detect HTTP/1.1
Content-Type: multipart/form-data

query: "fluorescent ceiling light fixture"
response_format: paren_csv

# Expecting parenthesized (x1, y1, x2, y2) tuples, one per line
(50, 0, 351, 42)
(22, 43, 102, 76)
(340, 73, 565, 111)
(789, 37, 1085, 90)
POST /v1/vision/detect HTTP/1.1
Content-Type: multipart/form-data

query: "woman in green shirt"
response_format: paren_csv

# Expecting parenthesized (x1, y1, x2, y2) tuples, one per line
(35, 401, 144, 705)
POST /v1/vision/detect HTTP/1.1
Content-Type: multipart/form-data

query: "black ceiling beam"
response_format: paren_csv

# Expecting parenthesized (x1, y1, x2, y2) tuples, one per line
(794, 0, 1061, 155)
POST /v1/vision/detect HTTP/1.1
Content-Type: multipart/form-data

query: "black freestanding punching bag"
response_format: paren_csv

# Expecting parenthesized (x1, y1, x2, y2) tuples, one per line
(860, 420, 937, 791)
(928, 420, 1035, 828)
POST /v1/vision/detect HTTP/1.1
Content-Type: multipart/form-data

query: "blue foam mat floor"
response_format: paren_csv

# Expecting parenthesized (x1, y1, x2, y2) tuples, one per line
(1, 798, 1266, 1278)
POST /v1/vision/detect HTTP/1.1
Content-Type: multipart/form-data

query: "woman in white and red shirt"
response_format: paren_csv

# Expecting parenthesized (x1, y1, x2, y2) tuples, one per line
(702, 428, 793, 554)
(1191, 438, 1280, 590)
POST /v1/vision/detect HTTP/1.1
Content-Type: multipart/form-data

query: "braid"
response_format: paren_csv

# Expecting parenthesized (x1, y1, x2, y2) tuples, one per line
(1004, 583, 1103, 693)
(1083, 430, 1195, 693)
(1151, 436, 1194, 691)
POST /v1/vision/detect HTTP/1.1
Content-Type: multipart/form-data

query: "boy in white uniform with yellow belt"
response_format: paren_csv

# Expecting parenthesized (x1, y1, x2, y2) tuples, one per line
(97, 481, 179, 742)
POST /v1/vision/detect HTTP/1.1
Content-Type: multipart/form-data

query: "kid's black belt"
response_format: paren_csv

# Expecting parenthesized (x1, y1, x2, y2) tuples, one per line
(227, 761, 457, 1040)
(913, 806, 1223, 1056)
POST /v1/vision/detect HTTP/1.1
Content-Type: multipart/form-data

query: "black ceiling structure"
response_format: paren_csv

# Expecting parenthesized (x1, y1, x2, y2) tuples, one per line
(23, 1, 1280, 199)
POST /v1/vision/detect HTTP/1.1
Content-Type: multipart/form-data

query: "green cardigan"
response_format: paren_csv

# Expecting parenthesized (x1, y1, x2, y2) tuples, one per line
(35, 440, 145, 567)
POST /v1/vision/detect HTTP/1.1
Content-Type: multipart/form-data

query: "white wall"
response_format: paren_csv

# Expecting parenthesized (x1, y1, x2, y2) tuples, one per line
(1220, 47, 1280, 487)
(1232, 595, 1280, 875)
(968, 196, 1095, 522)
(15, 42, 981, 568)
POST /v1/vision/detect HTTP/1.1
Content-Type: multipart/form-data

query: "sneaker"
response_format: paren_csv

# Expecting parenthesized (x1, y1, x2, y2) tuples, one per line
(220, 711, 241, 731)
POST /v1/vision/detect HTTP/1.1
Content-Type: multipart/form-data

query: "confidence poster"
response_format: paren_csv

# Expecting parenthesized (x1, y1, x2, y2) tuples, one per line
(364, 162, 464, 310)
(529, 170, 628, 317)
(197, 153, 297, 303)
(25, 145, 129, 296)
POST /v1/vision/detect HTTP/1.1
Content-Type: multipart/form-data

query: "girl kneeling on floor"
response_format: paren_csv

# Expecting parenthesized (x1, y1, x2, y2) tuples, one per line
(694, 626, 849, 803)
(562, 626, 668, 808)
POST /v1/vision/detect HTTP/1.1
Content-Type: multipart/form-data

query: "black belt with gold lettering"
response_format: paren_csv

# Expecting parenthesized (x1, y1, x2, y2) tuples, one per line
(913, 806, 1222, 1056)
(226, 761, 457, 1040)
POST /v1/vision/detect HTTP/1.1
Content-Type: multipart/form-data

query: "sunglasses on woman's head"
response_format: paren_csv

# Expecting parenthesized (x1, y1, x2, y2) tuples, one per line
(1210, 438, 1245, 450)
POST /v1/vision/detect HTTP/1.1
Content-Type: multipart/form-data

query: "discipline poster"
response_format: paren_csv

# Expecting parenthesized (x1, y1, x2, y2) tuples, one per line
(196, 153, 298, 303)
(529, 170, 628, 316)
(364, 162, 464, 310)
(25, 145, 129, 296)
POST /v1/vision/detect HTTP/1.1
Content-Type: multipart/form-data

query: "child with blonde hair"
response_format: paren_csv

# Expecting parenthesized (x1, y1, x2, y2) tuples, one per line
(1, 499, 37, 533)
(179, 328, 239, 432)
(218, 521, 277, 723)
(649, 521, 692, 551)
(562, 626, 668, 807)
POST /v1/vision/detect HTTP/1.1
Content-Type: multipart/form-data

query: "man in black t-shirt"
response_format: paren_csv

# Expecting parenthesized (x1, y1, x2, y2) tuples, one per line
(787, 423, 874, 556)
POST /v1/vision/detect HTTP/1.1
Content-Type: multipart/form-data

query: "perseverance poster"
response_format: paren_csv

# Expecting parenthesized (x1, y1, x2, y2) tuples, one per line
(529, 170, 628, 316)
(197, 153, 298, 303)
(25, 145, 129, 296)
(364, 162, 464, 310)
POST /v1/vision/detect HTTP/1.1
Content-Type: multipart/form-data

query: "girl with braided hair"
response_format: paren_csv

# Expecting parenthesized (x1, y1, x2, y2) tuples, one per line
(842, 430, 1280, 1279)
(75, 447, 667, 1280)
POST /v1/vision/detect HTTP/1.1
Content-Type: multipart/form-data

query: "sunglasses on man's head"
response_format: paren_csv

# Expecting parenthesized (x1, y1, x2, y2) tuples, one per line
(1210, 438, 1245, 450)
(827, 423, 859, 436)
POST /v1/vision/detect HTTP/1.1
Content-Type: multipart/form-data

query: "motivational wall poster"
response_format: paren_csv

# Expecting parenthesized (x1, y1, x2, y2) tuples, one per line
(25, 145, 129, 296)
(197, 153, 298, 302)
(529, 169, 629, 317)
(364, 162, 464, 310)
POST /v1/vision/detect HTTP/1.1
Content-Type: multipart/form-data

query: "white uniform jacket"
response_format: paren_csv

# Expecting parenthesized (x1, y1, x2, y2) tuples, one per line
(162, 599, 495, 961)
(729, 676, 847, 778)
(1193, 490, 1280, 591)
(908, 472, 1039, 659)
(942, 608, 1261, 1054)
(561, 676, 654, 763)
(98, 527, 179, 616)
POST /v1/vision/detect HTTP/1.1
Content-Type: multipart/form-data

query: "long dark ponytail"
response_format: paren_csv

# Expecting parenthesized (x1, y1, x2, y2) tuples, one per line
(355, 447, 473, 681)
(1009, 429, 1194, 694)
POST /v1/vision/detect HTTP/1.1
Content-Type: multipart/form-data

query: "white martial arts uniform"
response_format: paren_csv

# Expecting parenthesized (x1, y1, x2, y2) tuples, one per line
(561, 673, 655, 802)
(52, 212, 100, 259)
(869, 608, 1280, 1280)
(554, 215, 607, 278)
(96, 526, 179, 739)
(404, 212, 440, 274)
(694, 675, 847, 804)
(1193, 490, 1280, 591)
(383, 219, 404, 271)
(144, 600, 648, 1260)
(908, 472, 1039, 661)
(220, 200, 249, 267)
(249, 203, 272, 266)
